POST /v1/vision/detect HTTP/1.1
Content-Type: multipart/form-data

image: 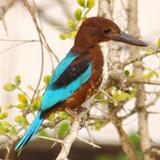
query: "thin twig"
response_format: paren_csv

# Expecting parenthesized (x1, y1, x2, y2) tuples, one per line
(23, 0, 45, 105)
(0, 40, 39, 54)
(123, 50, 160, 67)
(77, 136, 101, 149)
(128, 78, 160, 86)
(0, 39, 39, 42)
(38, 136, 62, 143)
(25, 0, 59, 63)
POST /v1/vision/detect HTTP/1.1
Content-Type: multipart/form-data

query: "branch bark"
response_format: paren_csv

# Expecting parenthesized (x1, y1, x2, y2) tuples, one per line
(127, 0, 154, 159)
(109, 110, 138, 160)
(128, 78, 160, 86)
(98, 0, 113, 18)
(98, 0, 138, 159)
(56, 118, 80, 160)
(56, 107, 92, 160)
(0, 0, 16, 19)
(0, 0, 16, 33)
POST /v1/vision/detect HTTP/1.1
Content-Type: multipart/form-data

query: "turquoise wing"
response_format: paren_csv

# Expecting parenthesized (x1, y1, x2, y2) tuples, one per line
(41, 52, 92, 111)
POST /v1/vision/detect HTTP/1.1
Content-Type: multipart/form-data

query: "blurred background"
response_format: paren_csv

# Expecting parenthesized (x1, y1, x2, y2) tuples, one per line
(0, 0, 160, 160)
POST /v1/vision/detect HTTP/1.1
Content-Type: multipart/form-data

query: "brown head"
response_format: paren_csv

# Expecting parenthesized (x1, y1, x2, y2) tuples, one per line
(72, 17, 147, 53)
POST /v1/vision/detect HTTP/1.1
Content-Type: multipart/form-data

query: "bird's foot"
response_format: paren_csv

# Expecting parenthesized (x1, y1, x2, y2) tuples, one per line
(80, 110, 89, 127)
(64, 107, 90, 129)
(65, 107, 78, 119)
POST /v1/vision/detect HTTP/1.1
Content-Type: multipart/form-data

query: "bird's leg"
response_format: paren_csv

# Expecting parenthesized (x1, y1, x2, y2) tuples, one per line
(65, 106, 89, 127)
(79, 110, 89, 127)
(65, 107, 78, 118)
(65, 106, 88, 121)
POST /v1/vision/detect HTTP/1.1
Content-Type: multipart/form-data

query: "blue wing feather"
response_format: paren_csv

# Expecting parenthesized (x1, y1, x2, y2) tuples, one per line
(15, 111, 43, 151)
(41, 52, 92, 111)
(48, 52, 79, 85)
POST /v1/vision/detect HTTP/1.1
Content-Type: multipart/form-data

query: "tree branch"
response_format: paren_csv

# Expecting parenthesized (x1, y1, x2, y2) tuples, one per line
(123, 50, 160, 67)
(128, 78, 160, 86)
(127, 0, 154, 159)
(98, 0, 138, 159)
(109, 109, 138, 160)
(0, 0, 16, 33)
(56, 107, 92, 160)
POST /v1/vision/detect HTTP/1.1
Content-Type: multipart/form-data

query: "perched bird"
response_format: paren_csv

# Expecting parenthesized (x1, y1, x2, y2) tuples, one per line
(15, 17, 147, 151)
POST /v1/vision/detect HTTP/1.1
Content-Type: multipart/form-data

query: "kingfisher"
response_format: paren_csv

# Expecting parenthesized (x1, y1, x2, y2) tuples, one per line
(15, 17, 147, 151)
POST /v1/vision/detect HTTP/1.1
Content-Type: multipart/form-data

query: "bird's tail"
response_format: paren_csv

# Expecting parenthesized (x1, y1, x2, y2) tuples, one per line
(15, 111, 43, 151)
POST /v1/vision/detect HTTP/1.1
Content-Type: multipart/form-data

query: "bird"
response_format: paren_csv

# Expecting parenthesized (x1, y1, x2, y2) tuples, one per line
(15, 17, 147, 151)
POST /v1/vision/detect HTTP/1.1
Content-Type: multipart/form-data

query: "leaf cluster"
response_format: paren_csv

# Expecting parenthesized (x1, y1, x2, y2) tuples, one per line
(59, 0, 95, 40)
(1, 75, 72, 140)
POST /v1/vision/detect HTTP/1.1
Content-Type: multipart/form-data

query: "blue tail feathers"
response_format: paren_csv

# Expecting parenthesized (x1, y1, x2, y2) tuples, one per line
(15, 111, 43, 151)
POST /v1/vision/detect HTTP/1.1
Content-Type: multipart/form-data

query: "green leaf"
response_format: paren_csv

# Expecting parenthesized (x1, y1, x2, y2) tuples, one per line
(16, 104, 28, 110)
(129, 132, 140, 146)
(43, 75, 51, 86)
(145, 48, 154, 55)
(143, 67, 158, 79)
(17, 93, 28, 104)
(95, 93, 105, 101)
(0, 112, 8, 120)
(94, 120, 106, 130)
(4, 104, 14, 109)
(15, 115, 29, 127)
(9, 126, 17, 136)
(31, 96, 41, 111)
(67, 20, 76, 30)
(74, 8, 82, 20)
(124, 70, 130, 77)
(68, 31, 77, 39)
(38, 130, 48, 137)
(143, 72, 154, 79)
(157, 38, 160, 48)
(3, 83, 16, 91)
(87, 0, 95, 8)
(15, 75, 21, 86)
(58, 111, 70, 120)
(56, 120, 71, 138)
(47, 113, 55, 121)
(112, 91, 133, 102)
(59, 33, 68, 40)
(0, 121, 12, 135)
(77, 0, 86, 7)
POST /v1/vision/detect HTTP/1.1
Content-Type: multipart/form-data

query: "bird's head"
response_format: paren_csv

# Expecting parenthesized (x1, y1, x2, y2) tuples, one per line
(73, 17, 147, 53)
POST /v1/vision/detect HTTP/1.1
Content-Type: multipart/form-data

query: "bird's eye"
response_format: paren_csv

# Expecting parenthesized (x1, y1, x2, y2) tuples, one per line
(103, 28, 111, 34)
